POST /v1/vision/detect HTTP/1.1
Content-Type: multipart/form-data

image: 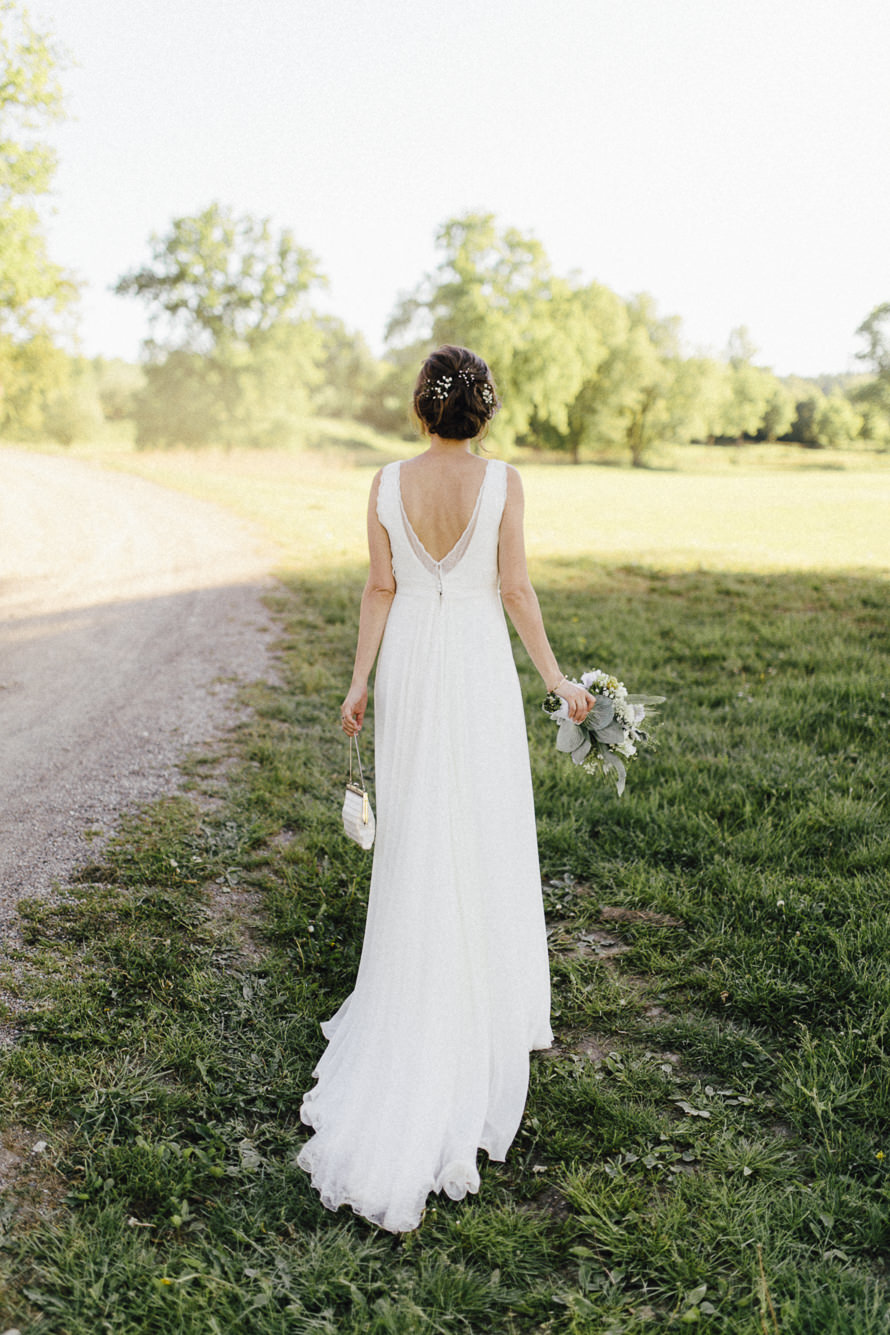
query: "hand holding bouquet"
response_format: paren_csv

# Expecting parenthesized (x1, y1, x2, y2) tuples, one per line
(543, 669, 665, 796)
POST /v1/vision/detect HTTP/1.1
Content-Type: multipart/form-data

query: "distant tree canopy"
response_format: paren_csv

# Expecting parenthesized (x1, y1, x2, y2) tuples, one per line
(0, 0, 78, 437)
(115, 203, 327, 448)
(382, 212, 884, 464)
(2, 85, 886, 462)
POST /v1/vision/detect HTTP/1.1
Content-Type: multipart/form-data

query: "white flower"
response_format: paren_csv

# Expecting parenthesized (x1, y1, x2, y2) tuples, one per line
(615, 738, 637, 759)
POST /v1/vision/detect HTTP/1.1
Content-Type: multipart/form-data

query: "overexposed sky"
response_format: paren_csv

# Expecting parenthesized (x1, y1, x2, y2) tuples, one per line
(31, 0, 890, 376)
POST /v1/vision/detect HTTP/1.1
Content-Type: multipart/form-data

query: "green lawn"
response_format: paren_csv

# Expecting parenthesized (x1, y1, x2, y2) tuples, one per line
(71, 428, 890, 577)
(1, 437, 889, 1332)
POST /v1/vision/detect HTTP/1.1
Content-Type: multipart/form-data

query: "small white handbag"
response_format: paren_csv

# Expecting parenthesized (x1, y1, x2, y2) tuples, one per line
(342, 734, 375, 850)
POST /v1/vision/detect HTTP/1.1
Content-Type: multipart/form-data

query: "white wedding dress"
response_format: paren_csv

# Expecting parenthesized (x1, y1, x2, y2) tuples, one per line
(297, 458, 553, 1232)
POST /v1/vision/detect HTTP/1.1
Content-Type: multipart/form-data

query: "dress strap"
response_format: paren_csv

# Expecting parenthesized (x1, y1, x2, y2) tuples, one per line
(375, 461, 400, 532)
(485, 458, 509, 527)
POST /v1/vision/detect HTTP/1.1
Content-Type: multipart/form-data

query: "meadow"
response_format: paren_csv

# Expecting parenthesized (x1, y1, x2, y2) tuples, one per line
(1, 430, 889, 1333)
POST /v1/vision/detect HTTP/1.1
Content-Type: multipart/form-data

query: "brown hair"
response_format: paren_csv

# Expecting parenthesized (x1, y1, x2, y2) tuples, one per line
(413, 345, 500, 441)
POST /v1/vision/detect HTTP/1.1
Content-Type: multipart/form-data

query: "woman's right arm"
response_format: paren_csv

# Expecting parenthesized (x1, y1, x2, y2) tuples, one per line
(498, 465, 595, 724)
(340, 470, 396, 735)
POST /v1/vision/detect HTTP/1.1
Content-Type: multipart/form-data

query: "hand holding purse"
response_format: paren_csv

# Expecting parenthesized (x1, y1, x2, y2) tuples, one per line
(342, 734, 375, 850)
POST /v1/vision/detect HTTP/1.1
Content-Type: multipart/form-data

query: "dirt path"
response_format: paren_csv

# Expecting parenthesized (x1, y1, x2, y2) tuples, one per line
(0, 448, 278, 935)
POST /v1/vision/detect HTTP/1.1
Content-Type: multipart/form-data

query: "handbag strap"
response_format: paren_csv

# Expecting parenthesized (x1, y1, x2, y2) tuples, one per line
(348, 733, 366, 789)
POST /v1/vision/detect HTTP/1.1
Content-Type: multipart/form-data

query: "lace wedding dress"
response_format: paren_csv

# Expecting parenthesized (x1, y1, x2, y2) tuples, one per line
(298, 458, 553, 1232)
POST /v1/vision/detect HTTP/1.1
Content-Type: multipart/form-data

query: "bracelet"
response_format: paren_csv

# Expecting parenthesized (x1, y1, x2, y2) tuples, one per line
(549, 673, 568, 693)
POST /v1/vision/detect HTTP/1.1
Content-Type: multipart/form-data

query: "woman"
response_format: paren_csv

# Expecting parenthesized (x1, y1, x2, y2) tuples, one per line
(298, 345, 594, 1232)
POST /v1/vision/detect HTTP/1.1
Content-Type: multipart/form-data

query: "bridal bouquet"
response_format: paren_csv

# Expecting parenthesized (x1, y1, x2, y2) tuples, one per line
(543, 669, 665, 797)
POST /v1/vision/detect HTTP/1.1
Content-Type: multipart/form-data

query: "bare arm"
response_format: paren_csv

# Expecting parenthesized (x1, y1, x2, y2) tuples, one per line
(340, 471, 396, 735)
(498, 466, 594, 724)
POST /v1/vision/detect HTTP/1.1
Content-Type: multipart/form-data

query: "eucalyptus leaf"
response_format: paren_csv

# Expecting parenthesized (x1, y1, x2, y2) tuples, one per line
(593, 721, 626, 746)
(571, 735, 592, 765)
(588, 698, 615, 728)
(555, 721, 586, 754)
(600, 750, 627, 796)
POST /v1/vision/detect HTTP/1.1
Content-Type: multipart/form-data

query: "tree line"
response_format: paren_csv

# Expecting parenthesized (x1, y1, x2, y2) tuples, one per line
(2, 2, 890, 463)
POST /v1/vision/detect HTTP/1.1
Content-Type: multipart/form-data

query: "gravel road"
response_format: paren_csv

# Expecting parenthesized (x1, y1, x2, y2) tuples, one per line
(0, 448, 278, 941)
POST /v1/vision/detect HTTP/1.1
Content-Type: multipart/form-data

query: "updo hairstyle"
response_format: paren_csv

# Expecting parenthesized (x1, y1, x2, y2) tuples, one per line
(413, 345, 500, 441)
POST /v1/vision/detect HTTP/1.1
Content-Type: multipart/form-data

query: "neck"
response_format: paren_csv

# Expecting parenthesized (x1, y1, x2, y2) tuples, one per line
(426, 434, 474, 456)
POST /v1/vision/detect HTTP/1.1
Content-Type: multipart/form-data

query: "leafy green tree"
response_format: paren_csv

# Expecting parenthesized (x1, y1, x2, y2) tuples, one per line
(854, 303, 890, 377)
(759, 380, 796, 441)
(387, 213, 572, 451)
(312, 316, 380, 420)
(359, 344, 426, 437)
(719, 329, 776, 440)
(851, 303, 890, 444)
(116, 203, 325, 447)
(531, 281, 629, 462)
(618, 295, 689, 466)
(0, 0, 77, 436)
(673, 357, 731, 442)
(814, 393, 863, 448)
(92, 356, 146, 422)
(44, 358, 104, 445)
(388, 213, 643, 459)
(0, 328, 67, 435)
(787, 390, 824, 445)
(569, 293, 695, 466)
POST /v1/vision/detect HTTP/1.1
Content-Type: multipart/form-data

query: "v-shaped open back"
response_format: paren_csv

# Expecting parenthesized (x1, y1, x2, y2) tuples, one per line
(375, 456, 507, 601)
(397, 460, 491, 575)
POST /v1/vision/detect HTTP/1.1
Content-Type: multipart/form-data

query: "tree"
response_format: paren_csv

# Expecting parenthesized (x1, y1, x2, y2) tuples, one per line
(386, 213, 569, 450)
(312, 317, 380, 420)
(759, 380, 796, 442)
(718, 328, 776, 440)
(674, 357, 731, 442)
(567, 293, 695, 466)
(43, 358, 104, 445)
(851, 303, 890, 444)
(0, 328, 67, 435)
(854, 303, 890, 378)
(116, 203, 326, 447)
(530, 280, 629, 462)
(92, 356, 146, 422)
(786, 390, 824, 446)
(387, 212, 639, 458)
(0, 0, 77, 435)
(814, 393, 863, 448)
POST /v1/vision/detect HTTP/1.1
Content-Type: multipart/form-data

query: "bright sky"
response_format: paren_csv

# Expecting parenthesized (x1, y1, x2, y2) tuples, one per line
(31, 0, 890, 377)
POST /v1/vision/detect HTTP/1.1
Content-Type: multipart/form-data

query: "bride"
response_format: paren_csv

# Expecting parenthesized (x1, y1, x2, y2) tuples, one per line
(297, 345, 594, 1232)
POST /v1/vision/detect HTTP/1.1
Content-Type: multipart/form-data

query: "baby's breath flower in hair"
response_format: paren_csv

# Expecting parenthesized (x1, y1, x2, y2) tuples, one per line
(426, 374, 453, 401)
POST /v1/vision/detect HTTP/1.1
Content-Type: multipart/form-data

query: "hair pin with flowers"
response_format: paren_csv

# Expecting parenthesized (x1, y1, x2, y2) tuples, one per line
(427, 375, 453, 401)
(423, 369, 496, 409)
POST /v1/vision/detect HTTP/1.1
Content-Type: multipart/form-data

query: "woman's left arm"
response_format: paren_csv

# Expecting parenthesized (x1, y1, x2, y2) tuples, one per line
(340, 470, 396, 735)
(498, 465, 595, 724)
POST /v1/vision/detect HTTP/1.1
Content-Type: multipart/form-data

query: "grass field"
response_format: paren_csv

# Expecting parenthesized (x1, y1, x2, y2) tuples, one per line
(70, 425, 890, 576)
(1, 432, 889, 1332)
